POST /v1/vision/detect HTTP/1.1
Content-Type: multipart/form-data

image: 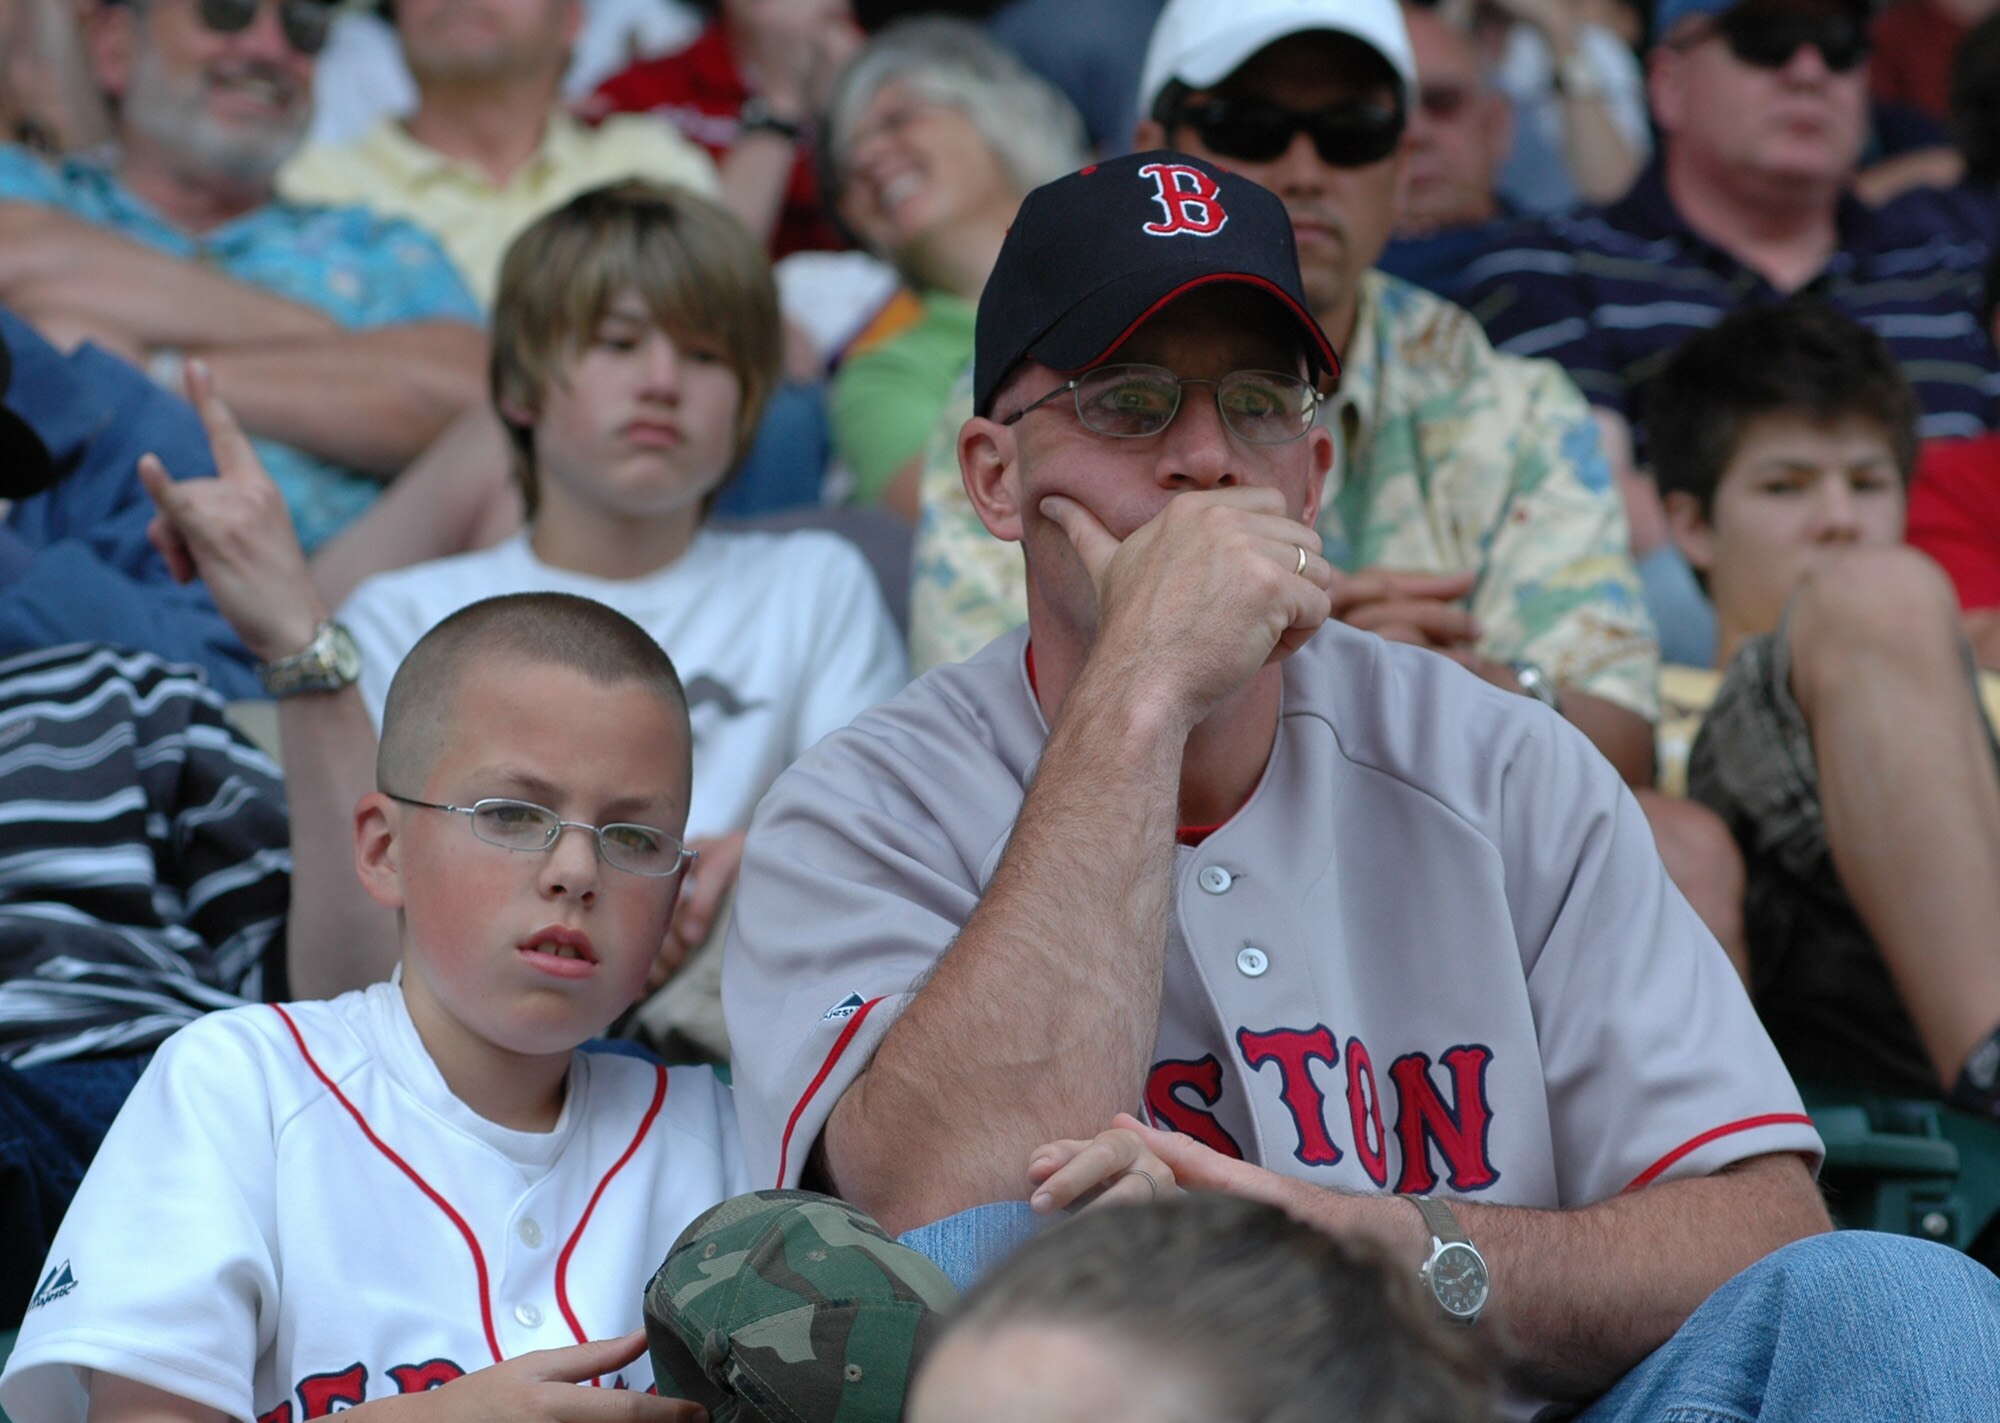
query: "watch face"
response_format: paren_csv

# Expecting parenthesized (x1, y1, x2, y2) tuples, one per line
(330, 624, 362, 683)
(1430, 1242, 1489, 1318)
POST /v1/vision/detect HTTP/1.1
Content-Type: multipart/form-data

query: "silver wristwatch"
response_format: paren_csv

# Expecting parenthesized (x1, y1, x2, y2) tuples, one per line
(258, 619, 361, 698)
(1510, 659, 1562, 714)
(1410, 1195, 1490, 1325)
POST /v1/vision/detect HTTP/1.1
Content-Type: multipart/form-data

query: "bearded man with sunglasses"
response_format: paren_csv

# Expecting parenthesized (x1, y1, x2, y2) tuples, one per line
(0, 0, 487, 554)
(1461, 0, 1999, 607)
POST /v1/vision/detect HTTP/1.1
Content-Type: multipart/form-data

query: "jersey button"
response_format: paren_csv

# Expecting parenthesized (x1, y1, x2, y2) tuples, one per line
(1237, 946, 1269, 977)
(515, 1303, 543, 1329)
(518, 1218, 543, 1248)
(1198, 866, 1233, 894)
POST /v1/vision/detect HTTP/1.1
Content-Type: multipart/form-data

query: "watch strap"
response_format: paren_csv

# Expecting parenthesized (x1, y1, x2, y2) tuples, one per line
(1412, 1194, 1470, 1247)
(739, 96, 803, 142)
(258, 619, 358, 698)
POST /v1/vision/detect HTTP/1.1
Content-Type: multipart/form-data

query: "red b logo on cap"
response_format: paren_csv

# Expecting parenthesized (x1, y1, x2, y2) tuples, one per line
(1138, 163, 1228, 237)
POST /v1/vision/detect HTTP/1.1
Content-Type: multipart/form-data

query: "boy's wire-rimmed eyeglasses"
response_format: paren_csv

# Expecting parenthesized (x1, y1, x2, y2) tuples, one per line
(384, 795, 697, 879)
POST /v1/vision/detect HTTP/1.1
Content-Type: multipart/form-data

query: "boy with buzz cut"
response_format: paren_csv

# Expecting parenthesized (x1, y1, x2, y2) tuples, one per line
(0, 592, 741, 1423)
(1648, 299, 2000, 1121)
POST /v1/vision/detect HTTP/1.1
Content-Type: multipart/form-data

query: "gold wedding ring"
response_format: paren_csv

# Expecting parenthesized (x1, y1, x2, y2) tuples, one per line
(1294, 544, 1309, 577)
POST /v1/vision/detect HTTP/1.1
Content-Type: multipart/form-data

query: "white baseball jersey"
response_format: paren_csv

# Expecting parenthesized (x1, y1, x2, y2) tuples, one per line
(723, 621, 1823, 1204)
(0, 982, 751, 1423)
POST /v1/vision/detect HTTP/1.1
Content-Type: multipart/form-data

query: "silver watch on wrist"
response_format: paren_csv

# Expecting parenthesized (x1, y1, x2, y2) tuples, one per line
(1410, 1194, 1490, 1325)
(1510, 659, 1562, 714)
(258, 619, 360, 698)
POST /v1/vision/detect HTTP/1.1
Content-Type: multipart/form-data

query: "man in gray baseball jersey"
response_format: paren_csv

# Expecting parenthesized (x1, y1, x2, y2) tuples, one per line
(722, 152, 2000, 1416)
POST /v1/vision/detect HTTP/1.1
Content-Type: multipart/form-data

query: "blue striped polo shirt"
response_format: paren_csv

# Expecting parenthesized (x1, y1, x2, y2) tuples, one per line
(1455, 163, 1999, 456)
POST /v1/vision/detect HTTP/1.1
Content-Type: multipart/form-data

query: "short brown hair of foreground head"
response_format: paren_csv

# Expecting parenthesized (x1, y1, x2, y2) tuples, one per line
(490, 181, 783, 518)
(377, 592, 691, 798)
(941, 1193, 1494, 1423)
(1647, 298, 1920, 522)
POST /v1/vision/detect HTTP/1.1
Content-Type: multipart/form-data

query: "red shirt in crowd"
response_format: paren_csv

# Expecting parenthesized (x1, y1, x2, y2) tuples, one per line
(583, 21, 848, 259)
(1910, 433, 2000, 609)
(1869, 0, 1971, 126)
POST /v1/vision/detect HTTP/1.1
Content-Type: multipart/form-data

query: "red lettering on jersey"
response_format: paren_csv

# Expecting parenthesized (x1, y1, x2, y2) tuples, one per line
(258, 1405, 294, 1423)
(1236, 1026, 1342, 1166)
(1143, 1055, 1244, 1158)
(1389, 1046, 1500, 1194)
(1138, 163, 1229, 237)
(389, 1360, 466, 1394)
(297, 1364, 368, 1417)
(1345, 1037, 1389, 1187)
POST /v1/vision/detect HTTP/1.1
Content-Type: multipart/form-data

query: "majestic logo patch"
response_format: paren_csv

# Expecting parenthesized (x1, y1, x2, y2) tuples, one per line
(29, 1259, 77, 1310)
(822, 992, 867, 1023)
(1138, 163, 1228, 237)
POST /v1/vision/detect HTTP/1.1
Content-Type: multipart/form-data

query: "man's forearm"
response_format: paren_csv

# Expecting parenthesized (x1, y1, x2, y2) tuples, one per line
(1253, 1151, 1829, 1400)
(0, 201, 333, 348)
(1557, 687, 1655, 786)
(278, 687, 400, 1000)
(199, 323, 488, 476)
(824, 669, 1192, 1234)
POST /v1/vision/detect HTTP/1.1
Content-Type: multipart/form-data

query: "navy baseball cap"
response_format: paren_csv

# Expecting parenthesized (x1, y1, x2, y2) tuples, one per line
(972, 151, 1340, 417)
(1654, 0, 1868, 41)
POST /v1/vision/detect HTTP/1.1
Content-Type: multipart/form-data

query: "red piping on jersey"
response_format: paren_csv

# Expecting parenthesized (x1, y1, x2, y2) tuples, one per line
(272, 1004, 505, 1365)
(554, 1063, 669, 1381)
(1623, 1113, 1817, 1192)
(776, 997, 884, 1187)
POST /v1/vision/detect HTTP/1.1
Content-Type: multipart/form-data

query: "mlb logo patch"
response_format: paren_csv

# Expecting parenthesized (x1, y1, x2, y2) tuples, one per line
(821, 992, 866, 1023)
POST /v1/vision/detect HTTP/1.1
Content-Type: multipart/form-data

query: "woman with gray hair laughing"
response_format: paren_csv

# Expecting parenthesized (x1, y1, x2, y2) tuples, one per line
(819, 17, 1087, 519)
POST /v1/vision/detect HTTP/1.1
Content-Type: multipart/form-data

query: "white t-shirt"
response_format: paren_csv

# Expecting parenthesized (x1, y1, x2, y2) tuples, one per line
(0, 982, 750, 1422)
(339, 528, 909, 841)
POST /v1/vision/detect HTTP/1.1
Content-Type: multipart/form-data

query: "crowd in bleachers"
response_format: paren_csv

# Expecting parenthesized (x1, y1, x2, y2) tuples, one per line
(3, 0, 2000, 1415)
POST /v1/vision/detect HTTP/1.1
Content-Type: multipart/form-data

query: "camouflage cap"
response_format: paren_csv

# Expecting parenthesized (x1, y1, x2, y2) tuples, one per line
(646, 1189, 961, 1423)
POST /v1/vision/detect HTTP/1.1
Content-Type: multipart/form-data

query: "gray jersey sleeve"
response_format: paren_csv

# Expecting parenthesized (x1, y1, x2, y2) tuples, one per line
(723, 634, 1041, 1188)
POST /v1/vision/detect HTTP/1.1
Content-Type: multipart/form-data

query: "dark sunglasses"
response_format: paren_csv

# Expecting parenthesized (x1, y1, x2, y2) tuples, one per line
(1705, 8, 1871, 73)
(1177, 95, 1404, 169)
(194, 0, 334, 55)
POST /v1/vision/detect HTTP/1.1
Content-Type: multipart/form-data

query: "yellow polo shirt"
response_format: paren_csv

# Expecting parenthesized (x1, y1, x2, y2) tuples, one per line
(280, 110, 720, 308)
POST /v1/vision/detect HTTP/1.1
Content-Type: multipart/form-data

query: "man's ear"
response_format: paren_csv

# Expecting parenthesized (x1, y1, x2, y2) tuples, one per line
(354, 793, 408, 912)
(87, 2, 138, 101)
(1134, 117, 1168, 151)
(1663, 489, 1716, 572)
(1647, 45, 1687, 139)
(959, 415, 1026, 542)
(1482, 94, 1516, 180)
(1302, 423, 1333, 529)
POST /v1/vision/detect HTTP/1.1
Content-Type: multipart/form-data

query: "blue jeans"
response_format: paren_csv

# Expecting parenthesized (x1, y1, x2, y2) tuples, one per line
(0, 1051, 154, 1326)
(1572, 1231, 2000, 1422)
(901, 1209, 2000, 1419)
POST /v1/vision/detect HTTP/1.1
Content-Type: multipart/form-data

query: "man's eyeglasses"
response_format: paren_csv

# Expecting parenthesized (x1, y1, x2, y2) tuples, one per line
(1177, 96, 1404, 169)
(1684, 7, 1871, 73)
(1001, 364, 1323, 444)
(194, 0, 335, 56)
(385, 795, 697, 879)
